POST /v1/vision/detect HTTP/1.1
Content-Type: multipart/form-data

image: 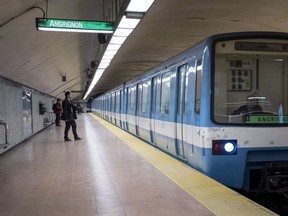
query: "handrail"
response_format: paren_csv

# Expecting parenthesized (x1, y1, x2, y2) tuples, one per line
(0, 120, 9, 148)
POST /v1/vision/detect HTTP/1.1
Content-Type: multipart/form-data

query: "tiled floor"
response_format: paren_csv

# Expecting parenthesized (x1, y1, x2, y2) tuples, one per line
(0, 114, 213, 216)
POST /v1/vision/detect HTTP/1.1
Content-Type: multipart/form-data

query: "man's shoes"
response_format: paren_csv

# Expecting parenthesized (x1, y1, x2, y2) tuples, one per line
(64, 138, 72, 142)
(74, 137, 82, 141)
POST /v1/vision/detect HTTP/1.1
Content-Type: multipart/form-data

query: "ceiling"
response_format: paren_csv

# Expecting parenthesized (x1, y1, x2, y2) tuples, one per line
(1, 0, 288, 101)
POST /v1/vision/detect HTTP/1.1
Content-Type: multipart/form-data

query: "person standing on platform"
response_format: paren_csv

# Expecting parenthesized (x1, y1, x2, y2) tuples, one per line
(61, 91, 82, 141)
(53, 99, 62, 126)
(77, 103, 82, 115)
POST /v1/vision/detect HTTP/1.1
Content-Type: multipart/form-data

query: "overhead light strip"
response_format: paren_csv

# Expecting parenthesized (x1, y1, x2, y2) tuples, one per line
(126, 0, 155, 12)
(83, 0, 155, 100)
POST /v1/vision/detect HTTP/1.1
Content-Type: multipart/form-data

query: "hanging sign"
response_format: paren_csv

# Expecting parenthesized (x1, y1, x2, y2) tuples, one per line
(36, 18, 114, 33)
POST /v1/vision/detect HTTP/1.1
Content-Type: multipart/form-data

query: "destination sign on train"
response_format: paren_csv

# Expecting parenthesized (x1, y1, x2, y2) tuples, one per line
(36, 18, 114, 33)
(246, 115, 288, 123)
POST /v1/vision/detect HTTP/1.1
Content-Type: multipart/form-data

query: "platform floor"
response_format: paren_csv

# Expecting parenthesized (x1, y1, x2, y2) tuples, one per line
(0, 114, 277, 216)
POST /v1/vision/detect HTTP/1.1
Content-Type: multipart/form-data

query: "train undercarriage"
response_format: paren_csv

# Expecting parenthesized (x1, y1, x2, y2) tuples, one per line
(245, 161, 288, 215)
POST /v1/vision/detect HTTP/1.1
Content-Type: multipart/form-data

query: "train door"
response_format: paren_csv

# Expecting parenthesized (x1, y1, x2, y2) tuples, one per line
(176, 64, 188, 159)
(150, 76, 158, 145)
(136, 83, 141, 136)
(127, 84, 137, 135)
(119, 90, 123, 128)
(105, 96, 108, 121)
(193, 60, 202, 153)
(157, 71, 173, 151)
(137, 81, 150, 141)
(136, 83, 140, 137)
(115, 91, 121, 127)
(110, 93, 114, 123)
(124, 87, 129, 131)
(111, 92, 115, 124)
(108, 94, 111, 122)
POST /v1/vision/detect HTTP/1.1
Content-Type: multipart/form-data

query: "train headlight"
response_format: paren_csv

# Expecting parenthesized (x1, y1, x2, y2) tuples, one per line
(224, 142, 235, 153)
(212, 140, 237, 155)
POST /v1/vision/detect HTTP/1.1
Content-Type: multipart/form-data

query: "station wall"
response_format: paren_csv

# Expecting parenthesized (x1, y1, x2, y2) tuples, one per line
(0, 77, 55, 154)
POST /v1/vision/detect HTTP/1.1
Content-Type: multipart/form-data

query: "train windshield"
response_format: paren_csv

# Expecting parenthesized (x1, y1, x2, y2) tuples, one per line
(213, 38, 288, 125)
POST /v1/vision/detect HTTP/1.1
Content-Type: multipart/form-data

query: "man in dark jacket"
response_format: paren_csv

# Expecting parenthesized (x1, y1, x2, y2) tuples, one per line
(232, 93, 263, 115)
(62, 91, 82, 141)
(232, 93, 263, 122)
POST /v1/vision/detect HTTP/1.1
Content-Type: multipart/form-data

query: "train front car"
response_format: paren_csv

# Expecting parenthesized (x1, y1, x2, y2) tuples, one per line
(210, 32, 288, 193)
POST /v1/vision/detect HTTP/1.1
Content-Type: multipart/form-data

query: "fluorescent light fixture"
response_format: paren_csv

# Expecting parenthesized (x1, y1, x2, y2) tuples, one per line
(101, 59, 112, 63)
(110, 36, 127, 44)
(98, 62, 110, 69)
(104, 50, 117, 56)
(102, 55, 114, 60)
(36, 18, 114, 33)
(90, 79, 98, 87)
(113, 28, 133, 37)
(96, 69, 104, 74)
(107, 44, 121, 51)
(100, 59, 111, 65)
(118, 15, 141, 29)
(126, 0, 155, 12)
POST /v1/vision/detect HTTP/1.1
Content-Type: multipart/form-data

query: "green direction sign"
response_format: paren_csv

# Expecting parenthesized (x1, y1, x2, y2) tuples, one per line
(36, 18, 114, 33)
(246, 115, 288, 124)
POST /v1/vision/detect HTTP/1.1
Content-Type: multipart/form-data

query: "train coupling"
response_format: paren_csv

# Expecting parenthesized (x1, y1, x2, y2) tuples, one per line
(260, 162, 288, 194)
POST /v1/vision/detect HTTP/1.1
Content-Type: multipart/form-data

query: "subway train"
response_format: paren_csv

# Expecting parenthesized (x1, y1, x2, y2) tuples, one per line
(91, 32, 288, 193)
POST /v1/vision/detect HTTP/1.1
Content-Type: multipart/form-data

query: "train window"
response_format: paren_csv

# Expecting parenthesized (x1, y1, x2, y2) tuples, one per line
(111, 93, 115, 112)
(105, 96, 107, 111)
(194, 60, 202, 115)
(177, 64, 188, 114)
(116, 91, 121, 112)
(128, 87, 131, 111)
(213, 38, 288, 125)
(118, 90, 122, 113)
(160, 72, 171, 114)
(141, 81, 149, 113)
(125, 87, 128, 113)
(128, 85, 136, 112)
(108, 94, 111, 111)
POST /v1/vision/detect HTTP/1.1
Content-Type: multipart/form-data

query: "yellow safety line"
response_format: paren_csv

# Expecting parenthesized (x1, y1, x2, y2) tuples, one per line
(90, 114, 278, 216)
